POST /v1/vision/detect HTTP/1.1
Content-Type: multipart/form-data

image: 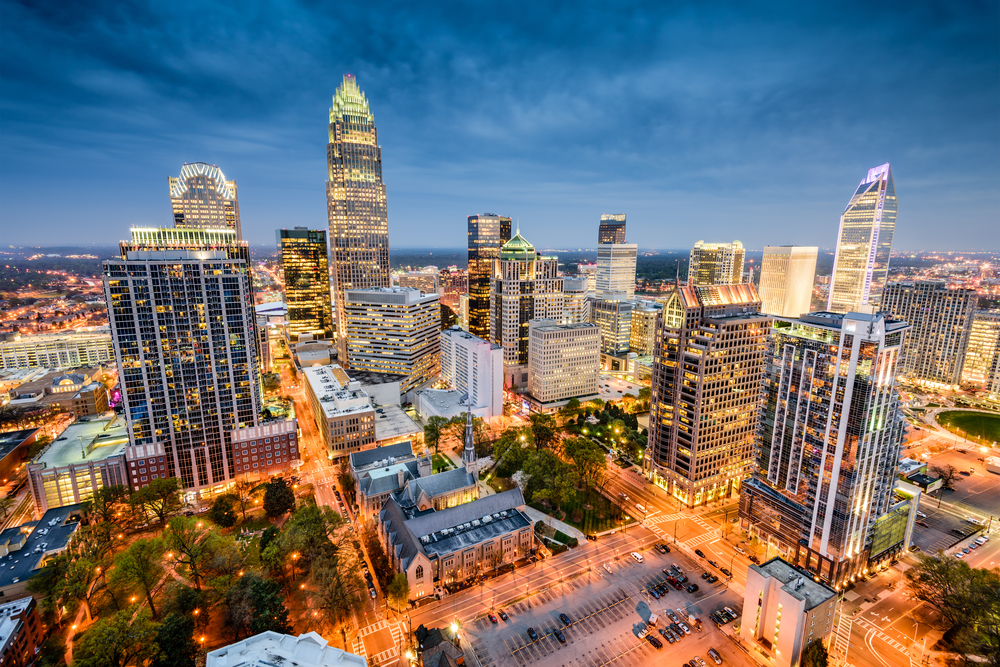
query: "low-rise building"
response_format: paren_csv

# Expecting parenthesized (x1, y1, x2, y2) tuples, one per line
(6, 367, 109, 416)
(351, 441, 423, 516)
(229, 419, 299, 479)
(0, 504, 84, 600)
(303, 365, 376, 459)
(526, 320, 600, 411)
(206, 630, 366, 667)
(0, 597, 44, 667)
(0, 328, 115, 371)
(0, 430, 39, 488)
(740, 558, 837, 667)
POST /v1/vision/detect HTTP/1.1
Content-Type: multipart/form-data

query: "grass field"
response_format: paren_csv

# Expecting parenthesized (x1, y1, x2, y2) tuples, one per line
(531, 489, 633, 535)
(937, 410, 1000, 444)
(431, 452, 455, 472)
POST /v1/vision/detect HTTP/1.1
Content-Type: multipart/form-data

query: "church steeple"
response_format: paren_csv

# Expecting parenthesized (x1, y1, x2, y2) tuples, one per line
(462, 396, 480, 496)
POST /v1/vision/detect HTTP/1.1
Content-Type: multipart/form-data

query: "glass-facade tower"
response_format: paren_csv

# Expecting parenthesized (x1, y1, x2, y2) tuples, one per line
(828, 164, 897, 313)
(689, 240, 745, 286)
(277, 227, 333, 341)
(598, 213, 627, 244)
(468, 214, 512, 340)
(169, 163, 241, 239)
(326, 74, 391, 365)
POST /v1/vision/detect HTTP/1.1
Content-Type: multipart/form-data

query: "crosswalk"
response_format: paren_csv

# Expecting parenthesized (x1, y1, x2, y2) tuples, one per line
(854, 617, 912, 653)
(834, 613, 852, 657)
(683, 530, 721, 548)
(353, 620, 405, 666)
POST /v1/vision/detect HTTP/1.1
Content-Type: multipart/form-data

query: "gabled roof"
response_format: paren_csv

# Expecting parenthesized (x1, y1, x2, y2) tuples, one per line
(350, 441, 414, 471)
(499, 231, 537, 260)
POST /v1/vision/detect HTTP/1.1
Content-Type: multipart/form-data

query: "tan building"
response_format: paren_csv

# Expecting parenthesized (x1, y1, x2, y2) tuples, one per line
(527, 320, 600, 410)
(629, 302, 660, 356)
(0, 329, 115, 371)
(396, 270, 440, 296)
(169, 163, 241, 237)
(962, 310, 1000, 391)
(561, 276, 590, 324)
(438, 266, 468, 311)
(303, 365, 376, 459)
(759, 246, 818, 318)
(6, 367, 109, 417)
(689, 240, 745, 286)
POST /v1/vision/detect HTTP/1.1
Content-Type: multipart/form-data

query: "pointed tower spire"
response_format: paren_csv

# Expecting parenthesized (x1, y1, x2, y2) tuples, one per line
(462, 395, 480, 497)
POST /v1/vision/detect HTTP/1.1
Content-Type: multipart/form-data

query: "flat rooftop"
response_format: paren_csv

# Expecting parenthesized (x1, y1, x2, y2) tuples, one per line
(347, 369, 408, 386)
(420, 508, 531, 558)
(374, 405, 421, 442)
(755, 557, 836, 611)
(40, 416, 127, 468)
(302, 365, 373, 419)
(0, 430, 37, 462)
(0, 504, 84, 590)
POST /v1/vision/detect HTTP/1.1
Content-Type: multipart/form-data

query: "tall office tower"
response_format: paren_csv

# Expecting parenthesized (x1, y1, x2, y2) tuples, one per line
(739, 311, 910, 585)
(468, 214, 512, 339)
(343, 287, 440, 392)
(123, 226, 250, 265)
(589, 297, 634, 356)
(882, 281, 976, 388)
(629, 302, 660, 356)
(396, 270, 440, 296)
(440, 327, 503, 420)
(596, 241, 637, 300)
(828, 163, 898, 313)
(561, 276, 590, 324)
(326, 74, 391, 365)
(598, 213, 627, 244)
(759, 246, 818, 318)
(277, 228, 333, 342)
(689, 240, 745, 286)
(169, 163, 242, 238)
(104, 248, 261, 492)
(527, 320, 600, 408)
(963, 310, 1000, 388)
(438, 267, 468, 311)
(490, 231, 563, 386)
(578, 263, 598, 295)
(647, 284, 770, 507)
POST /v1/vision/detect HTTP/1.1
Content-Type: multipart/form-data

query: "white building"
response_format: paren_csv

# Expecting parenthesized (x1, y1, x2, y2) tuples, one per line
(596, 243, 637, 300)
(759, 246, 818, 318)
(527, 320, 600, 410)
(629, 301, 660, 356)
(561, 276, 590, 324)
(578, 263, 598, 295)
(689, 240, 745, 286)
(438, 327, 502, 420)
(0, 328, 115, 371)
(740, 558, 837, 667)
(207, 631, 366, 667)
(302, 364, 376, 459)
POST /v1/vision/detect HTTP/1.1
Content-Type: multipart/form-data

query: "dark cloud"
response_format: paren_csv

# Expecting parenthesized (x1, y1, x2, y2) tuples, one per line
(1, 0, 997, 250)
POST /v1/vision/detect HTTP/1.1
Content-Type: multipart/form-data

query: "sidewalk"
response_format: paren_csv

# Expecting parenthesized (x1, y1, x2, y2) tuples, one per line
(522, 506, 586, 541)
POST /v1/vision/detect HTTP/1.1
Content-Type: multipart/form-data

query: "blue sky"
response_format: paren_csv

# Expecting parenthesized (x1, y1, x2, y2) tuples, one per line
(1, 0, 997, 250)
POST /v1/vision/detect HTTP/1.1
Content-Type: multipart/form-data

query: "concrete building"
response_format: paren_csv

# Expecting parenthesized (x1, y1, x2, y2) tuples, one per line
(646, 284, 771, 507)
(0, 596, 44, 667)
(438, 266, 468, 311)
(6, 367, 109, 417)
(629, 301, 660, 356)
(439, 327, 503, 420)
(578, 263, 598, 295)
(527, 320, 600, 410)
(759, 246, 818, 318)
(27, 417, 129, 517)
(596, 243, 637, 300)
(397, 270, 440, 296)
(0, 328, 115, 371)
(589, 298, 634, 357)
(277, 227, 333, 341)
(882, 281, 976, 389)
(689, 240, 745, 286)
(739, 311, 910, 586)
(229, 419, 299, 479)
(0, 504, 83, 600)
(963, 310, 1000, 391)
(468, 214, 512, 340)
(740, 558, 837, 667)
(303, 365, 376, 459)
(598, 213, 627, 244)
(206, 631, 366, 667)
(378, 488, 535, 600)
(561, 276, 590, 324)
(169, 162, 241, 237)
(344, 287, 441, 392)
(0, 430, 39, 488)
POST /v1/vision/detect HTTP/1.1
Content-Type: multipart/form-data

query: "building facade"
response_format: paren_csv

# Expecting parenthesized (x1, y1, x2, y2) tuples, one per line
(629, 302, 660, 356)
(828, 163, 898, 313)
(739, 311, 910, 586)
(169, 163, 241, 238)
(396, 271, 440, 297)
(303, 365, 376, 459)
(440, 327, 503, 420)
(326, 74, 392, 364)
(589, 297, 634, 356)
(561, 276, 590, 324)
(0, 596, 45, 667)
(0, 329, 114, 371)
(103, 249, 261, 493)
(527, 320, 600, 408)
(468, 214, 512, 340)
(689, 241, 745, 286)
(881, 281, 976, 388)
(343, 287, 441, 392)
(596, 244, 637, 300)
(277, 228, 333, 341)
(646, 284, 771, 507)
(759, 246, 818, 318)
(438, 266, 467, 312)
(963, 310, 1000, 395)
(597, 213, 627, 244)
(229, 419, 299, 479)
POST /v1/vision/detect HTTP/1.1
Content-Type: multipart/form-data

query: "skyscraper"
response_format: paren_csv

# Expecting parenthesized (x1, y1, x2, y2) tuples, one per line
(827, 163, 898, 313)
(646, 284, 770, 507)
(739, 311, 910, 586)
(169, 163, 241, 238)
(689, 241, 745, 286)
(596, 244, 637, 300)
(277, 228, 333, 341)
(468, 214, 512, 339)
(963, 310, 1000, 389)
(589, 297, 634, 356)
(759, 246, 818, 318)
(561, 276, 590, 324)
(598, 213, 627, 244)
(438, 267, 468, 312)
(123, 226, 249, 265)
(326, 74, 391, 365)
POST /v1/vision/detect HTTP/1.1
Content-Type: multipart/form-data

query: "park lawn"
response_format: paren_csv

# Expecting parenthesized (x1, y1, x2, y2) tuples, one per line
(553, 488, 633, 535)
(431, 452, 455, 472)
(937, 410, 1000, 444)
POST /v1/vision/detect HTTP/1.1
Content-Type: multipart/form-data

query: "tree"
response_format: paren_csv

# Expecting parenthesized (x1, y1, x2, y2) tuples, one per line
(262, 372, 281, 392)
(930, 464, 960, 491)
(387, 572, 410, 613)
(114, 537, 165, 617)
(528, 412, 558, 451)
(282, 502, 345, 564)
(72, 607, 161, 667)
(310, 551, 366, 634)
(224, 573, 293, 640)
(130, 477, 182, 526)
(337, 458, 357, 507)
(0, 496, 15, 519)
(259, 526, 280, 555)
(423, 416, 449, 454)
(87, 485, 132, 529)
(229, 477, 262, 521)
(720, 521, 735, 542)
(800, 639, 829, 667)
(262, 477, 296, 518)
(563, 437, 606, 490)
(208, 495, 238, 528)
(152, 613, 197, 667)
(25, 434, 52, 461)
(164, 517, 217, 591)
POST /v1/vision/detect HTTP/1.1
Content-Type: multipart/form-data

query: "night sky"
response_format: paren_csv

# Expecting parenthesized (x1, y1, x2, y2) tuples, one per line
(1, 1, 997, 250)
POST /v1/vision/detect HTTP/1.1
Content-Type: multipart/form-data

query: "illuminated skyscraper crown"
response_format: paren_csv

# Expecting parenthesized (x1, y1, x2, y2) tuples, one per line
(169, 163, 236, 199)
(330, 74, 374, 123)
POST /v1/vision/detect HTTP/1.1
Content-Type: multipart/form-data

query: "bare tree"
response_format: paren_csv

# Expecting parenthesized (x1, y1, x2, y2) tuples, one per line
(930, 464, 960, 491)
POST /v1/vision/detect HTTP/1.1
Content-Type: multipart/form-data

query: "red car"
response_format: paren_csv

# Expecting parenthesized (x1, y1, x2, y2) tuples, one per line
(488, 612, 498, 624)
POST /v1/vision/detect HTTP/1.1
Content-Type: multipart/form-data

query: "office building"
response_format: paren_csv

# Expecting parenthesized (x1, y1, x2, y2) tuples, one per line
(0, 504, 83, 600)
(276, 228, 332, 342)
(561, 276, 590, 324)
(963, 310, 1000, 391)
(439, 327, 503, 420)
(344, 287, 440, 392)
(598, 213, 627, 244)
(0, 597, 44, 667)
(527, 320, 600, 410)
(438, 266, 468, 311)
(229, 419, 299, 479)
(828, 163, 898, 313)
(0, 429, 38, 488)
(397, 270, 440, 297)
(647, 284, 770, 507)
(596, 244, 637, 300)
(578, 262, 598, 295)
(169, 162, 241, 238)
(326, 74, 392, 364)
(740, 558, 837, 667)
(468, 214, 512, 339)
(490, 231, 564, 385)
(759, 246, 818, 318)
(589, 298, 634, 356)
(882, 281, 976, 388)
(739, 311, 910, 586)
(0, 329, 114, 371)
(123, 226, 250, 265)
(689, 240, 745, 286)
(303, 364, 376, 459)
(207, 631, 366, 667)
(104, 248, 261, 493)
(629, 302, 660, 356)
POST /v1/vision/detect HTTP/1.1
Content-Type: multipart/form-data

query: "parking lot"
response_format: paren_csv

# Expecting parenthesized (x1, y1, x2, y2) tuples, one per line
(463, 544, 756, 667)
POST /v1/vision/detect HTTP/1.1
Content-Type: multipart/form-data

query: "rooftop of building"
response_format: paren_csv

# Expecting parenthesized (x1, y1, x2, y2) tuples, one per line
(359, 461, 419, 497)
(349, 441, 415, 472)
(529, 320, 599, 334)
(344, 286, 440, 304)
(0, 597, 34, 649)
(375, 405, 422, 443)
(753, 558, 836, 611)
(346, 368, 408, 386)
(0, 504, 84, 591)
(206, 630, 366, 667)
(442, 326, 500, 349)
(395, 467, 476, 509)
(254, 301, 287, 315)
(0, 429, 38, 462)
(36, 416, 127, 469)
(908, 473, 939, 487)
(302, 365, 374, 419)
(781, 311, 911, 334)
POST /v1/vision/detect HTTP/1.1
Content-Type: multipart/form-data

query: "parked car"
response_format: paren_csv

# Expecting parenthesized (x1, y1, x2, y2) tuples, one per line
(708, 559, 719, 568)
(687, 583, 699, 593)
(554, 629, 566, 643)
(527, 628, 538, 641)
(701, 572, 710, 580)
(646, 635, 663, 649)
(649, 588, 660, 599)
(734, 547, 746, 555)
(707, 575, 719, 583)
(631, 552, 644, 563)
(720, 567, 732, 577)
(916, 520, 929, 527)
(488, 612, 498, 624)
(498, 609, 509, 621)
(666, 610, 679, 623)
(708, 649, 723, 665)
(560, 613, 571, 625)
(695, 549, 705, 558)
(694, 656, 707, 667)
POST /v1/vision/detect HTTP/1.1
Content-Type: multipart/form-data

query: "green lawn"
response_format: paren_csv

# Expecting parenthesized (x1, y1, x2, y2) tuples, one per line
(937, 410, 1000, 444)
(432, 452, 455, 472)
(535, 488, 633, 535)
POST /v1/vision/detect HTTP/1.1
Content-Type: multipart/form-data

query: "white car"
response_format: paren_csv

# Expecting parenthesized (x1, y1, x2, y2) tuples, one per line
(603, 563, 613, 574)
(916, 511, 927, 518)
(636, 504, 646, 513)
(734, 547, 746, 555)
(631, 552, 644, 563)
